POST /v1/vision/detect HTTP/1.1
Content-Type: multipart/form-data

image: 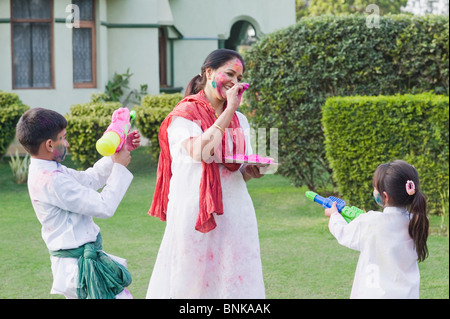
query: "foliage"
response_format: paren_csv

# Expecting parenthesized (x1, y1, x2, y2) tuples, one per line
(295, 0, 309, 21)
(65, 100, 122, 169)
(322, 93, 449, 214)
(296, 0, 409, 19)
(0, 149, 448, 299)
(92, 68, 148, 108)
(439, 188, 449, 236)
(9, 150, 30, 184)
(241, 14, 449, 191)
(66, 68, 148, 169)
(134, 93, 183, 159)
(0, 91, 30, 158)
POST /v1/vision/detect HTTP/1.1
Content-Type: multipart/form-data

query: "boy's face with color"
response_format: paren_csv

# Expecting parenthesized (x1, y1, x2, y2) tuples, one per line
(51, 129, 69, 162)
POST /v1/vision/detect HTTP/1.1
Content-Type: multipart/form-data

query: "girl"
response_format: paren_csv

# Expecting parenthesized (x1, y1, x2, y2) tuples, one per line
(325, 160, 429, 298)
(146, 49, 266, 298)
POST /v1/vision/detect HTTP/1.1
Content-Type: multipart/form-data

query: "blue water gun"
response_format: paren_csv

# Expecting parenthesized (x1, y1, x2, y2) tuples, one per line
(305, 191, 364, 223)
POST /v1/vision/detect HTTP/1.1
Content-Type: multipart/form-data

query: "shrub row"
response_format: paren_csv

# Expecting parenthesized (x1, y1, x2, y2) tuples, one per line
(322, 92, 449, 214)
(241, 14, 449, 191)
(133, 93, 183, 160)
(0, 91, 30, 158)
(65, 93, 182, 169)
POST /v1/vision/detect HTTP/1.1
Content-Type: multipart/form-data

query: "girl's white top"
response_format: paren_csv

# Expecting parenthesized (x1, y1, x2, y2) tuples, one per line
(28, 156, 133, 298)
(329, 206, 420, 299)
(146, 112, 265, 298)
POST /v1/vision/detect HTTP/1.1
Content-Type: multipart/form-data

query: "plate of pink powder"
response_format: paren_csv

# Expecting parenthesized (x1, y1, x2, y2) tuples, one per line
(224, 154, 279, 165)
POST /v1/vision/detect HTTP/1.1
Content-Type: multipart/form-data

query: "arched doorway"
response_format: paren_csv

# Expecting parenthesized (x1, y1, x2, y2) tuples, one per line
(225, 20, 257, 52)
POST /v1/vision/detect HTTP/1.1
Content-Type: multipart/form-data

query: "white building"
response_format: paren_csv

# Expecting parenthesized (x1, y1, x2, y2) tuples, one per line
(0, 0, 296, 115)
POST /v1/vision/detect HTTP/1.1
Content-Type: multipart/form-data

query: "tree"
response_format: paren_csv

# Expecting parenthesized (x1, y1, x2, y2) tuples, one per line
(296, 0, 409, 20)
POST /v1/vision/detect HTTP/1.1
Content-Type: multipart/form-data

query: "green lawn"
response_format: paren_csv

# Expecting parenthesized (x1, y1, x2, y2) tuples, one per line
(0, 147, 448, 299)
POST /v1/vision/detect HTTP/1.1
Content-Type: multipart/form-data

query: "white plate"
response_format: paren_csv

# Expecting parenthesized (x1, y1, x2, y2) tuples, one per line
(224, 157, 279, 166)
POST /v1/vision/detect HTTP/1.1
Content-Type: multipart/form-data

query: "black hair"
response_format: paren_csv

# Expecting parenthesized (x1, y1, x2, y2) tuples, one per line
(184, 48, 245, 97)
(372, 160, 429, 262)
(16, 108, 67, 155)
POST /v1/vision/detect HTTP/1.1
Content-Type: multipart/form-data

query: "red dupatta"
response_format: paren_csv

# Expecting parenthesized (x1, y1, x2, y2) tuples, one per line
(148, 90, 245, 233)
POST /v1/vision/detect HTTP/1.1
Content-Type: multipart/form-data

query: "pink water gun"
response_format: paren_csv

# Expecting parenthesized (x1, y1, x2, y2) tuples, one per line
(96, 108, 136, 156)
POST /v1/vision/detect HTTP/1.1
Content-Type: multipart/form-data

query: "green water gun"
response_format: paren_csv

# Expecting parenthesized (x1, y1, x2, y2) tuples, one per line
(305, 191, 364, 223)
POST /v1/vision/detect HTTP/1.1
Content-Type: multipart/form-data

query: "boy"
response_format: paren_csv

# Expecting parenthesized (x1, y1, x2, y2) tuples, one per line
(16, 107, 140, 299)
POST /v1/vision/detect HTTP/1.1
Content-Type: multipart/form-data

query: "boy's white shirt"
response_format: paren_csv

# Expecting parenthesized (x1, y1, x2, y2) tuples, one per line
(28, 156, 133, 251)
(329, 206, 420, 299)
(27, 156, 133, 298)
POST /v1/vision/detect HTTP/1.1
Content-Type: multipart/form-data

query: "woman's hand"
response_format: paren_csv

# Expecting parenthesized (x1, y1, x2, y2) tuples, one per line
(242, 164, 265, 182)
(125, 130, 141, 151)
(226, 82, 249, 111)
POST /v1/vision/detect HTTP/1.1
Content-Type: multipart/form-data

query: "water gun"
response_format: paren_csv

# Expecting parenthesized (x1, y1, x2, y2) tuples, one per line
(96, 107, 136, 156)
(305, 191, 364, 223)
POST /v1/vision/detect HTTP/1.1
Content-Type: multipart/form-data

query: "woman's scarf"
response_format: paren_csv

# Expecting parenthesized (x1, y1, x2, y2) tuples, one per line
(148, 90, 245, 233)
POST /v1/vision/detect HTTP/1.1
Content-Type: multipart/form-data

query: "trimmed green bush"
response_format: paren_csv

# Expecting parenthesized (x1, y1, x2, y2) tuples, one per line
(0, 91, 30, 158)
(65, 101, 122, 169)
(134, 93, 183, 159)
(241, 14, 449, 191)
(322, 93, 449, 214)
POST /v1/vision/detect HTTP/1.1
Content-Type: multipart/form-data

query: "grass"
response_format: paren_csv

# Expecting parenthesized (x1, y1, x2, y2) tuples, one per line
(0, 147, 448, 299)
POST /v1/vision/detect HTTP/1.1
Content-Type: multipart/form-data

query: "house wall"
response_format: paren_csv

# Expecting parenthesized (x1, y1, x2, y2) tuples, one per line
(0, 1, 97, 114)
(169, 0, 296, 90)
(0, 0, 295, 115)
(0, 1, 12, 93)
(106, 0, 160, 97)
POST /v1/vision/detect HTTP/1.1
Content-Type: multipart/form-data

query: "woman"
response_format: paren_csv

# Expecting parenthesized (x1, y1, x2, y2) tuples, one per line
(146, 49, 266, 299)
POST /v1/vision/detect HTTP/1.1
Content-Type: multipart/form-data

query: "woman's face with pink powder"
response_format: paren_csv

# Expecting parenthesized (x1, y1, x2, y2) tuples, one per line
(209, 58, 244, 100)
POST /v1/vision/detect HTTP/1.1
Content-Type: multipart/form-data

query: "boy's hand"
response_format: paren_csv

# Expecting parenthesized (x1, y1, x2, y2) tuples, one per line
(325, 201, 339, 218)
(112, 146, 131, 167)
(125, 130, 141, 151)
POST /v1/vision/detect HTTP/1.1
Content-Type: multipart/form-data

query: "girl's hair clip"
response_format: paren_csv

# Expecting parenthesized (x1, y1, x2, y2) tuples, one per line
(406, 180, 416, 196)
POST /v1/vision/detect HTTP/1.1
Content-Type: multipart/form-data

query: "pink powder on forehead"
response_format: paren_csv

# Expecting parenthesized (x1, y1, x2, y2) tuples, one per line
(233, 59, 243, 70)
(223, 58, 243, 72)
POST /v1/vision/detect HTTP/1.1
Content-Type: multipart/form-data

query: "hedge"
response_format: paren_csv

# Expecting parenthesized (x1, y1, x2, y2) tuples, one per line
(0, 91, 30, 158)
(134, 93, 183, 159)
(65, 101, 122, 169)
(322, 93, 449, 214)
(241, 14, 449, 191)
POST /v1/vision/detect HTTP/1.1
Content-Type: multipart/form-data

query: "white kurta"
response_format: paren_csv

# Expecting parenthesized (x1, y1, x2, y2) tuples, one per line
(329, 206, 420, 299)
(28, 157, 133, 298)
(146, 112, 265, 299)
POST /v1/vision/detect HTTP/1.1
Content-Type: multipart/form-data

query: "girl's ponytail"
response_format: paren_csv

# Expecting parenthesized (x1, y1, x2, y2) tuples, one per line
(408, 191, 429, 262)
(373, 160, 429, 262)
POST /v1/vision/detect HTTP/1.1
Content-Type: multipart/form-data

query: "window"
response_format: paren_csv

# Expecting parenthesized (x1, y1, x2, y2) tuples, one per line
(11, 0, 53, 89)
(72, 0, 96, 88)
